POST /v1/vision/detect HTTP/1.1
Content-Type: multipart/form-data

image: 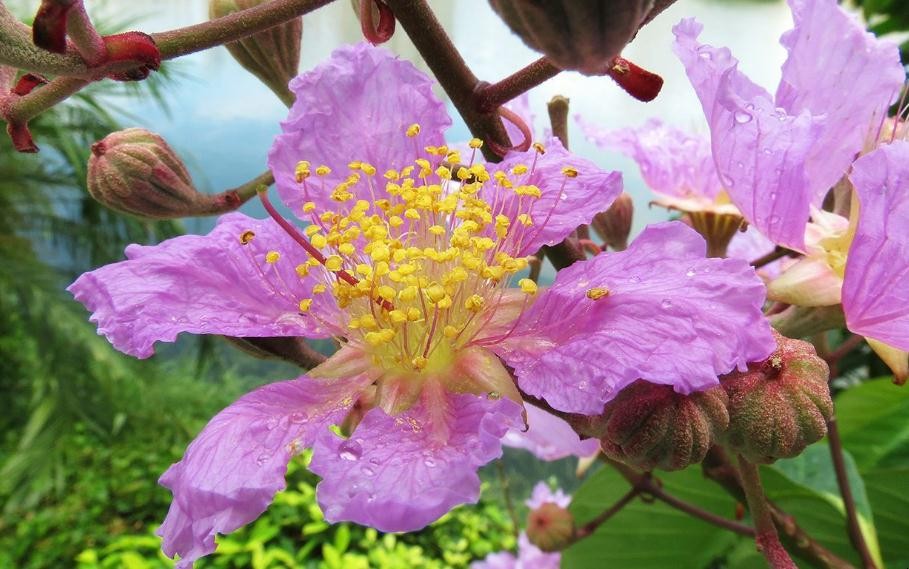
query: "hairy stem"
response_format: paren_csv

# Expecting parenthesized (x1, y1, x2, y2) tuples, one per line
(476, 57, 561, 113)
(737, 455, 797, 568)
(573, 486, 640, 541)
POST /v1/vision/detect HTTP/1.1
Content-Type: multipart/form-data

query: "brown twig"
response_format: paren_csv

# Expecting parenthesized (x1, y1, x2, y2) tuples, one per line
(475, 56, 561, 113)
(751, 246, 796, 269)
(573, 486, 641, 541)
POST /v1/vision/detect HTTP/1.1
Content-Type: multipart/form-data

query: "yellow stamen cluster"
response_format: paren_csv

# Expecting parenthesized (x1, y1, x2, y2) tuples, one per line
(281, 125, 566, 372)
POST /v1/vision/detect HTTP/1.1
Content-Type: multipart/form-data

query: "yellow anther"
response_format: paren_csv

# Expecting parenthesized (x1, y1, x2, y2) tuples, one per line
(561, 166, 579, 178)
(465, 294, 486, 312)
(392, 249, 408, 263)
(515, 185, 542, 198)
(355, 263, 372, 277)
(429, 224, 446, 236)
(456, 167, 471, 181)
(294, 161, 311, 182)
(404, 208, 420, 220)
(348, 161, 362, 171)
(311, 234, 328, 249)
(518, 279, 538, 295)
(295, 263, 310, 277)
(374, 261, 390, 276)
(443, 325, 459, 338)
(359, 314, 379, 330)
(265, 251, 280, 264)
(307, 257, 321, 267)
(370, 244, 390, 262)
(406, 123, 421, 137)
(517, 213, 533, 226)
(324, 255, 343, 271)
(399, 286, 418, 302)
(482, 265, 506, 281)
(376, 285, 396, 301)
(468, 138, 483, 149)
(384, 169, 400, 181)
(512, 164, 529, 175)
(388, 310, 408, 326)
(424, 283, 447, 304)
(586, 287, 611, 300)
(415, 158, 431, 171)
(315, 165, 332, 176)
(411, 356, 428, 370)
(532, 142, 546, 154)
(445, 267, 469, 284)
(406, 307, 422, 321)
(302, 201, 316, 213)
(313, 284, 327, 294)
(298, 298, 313, 312)
(436, 295, 453, 309)
(365, 329, 395, 346)
(339, 243, 356, 255)
(359, 163, 375, 176)
(239, 230, 255, 245)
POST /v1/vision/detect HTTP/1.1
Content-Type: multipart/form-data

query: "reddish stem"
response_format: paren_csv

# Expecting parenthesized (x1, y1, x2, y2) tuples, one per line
(487, 105, 531, 157)
(475, 56, 561, 113)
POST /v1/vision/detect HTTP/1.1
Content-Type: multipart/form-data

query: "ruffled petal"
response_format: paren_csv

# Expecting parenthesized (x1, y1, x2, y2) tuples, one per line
(157, 372, 371, 568)
(492, 222, 775, 414)
(775, 0, 904, 202)
(843, 142, 909, 350)
(578, 117, 722, 201)
(309, 388, 523, 532)
(268, 43, 451, 216)
(502, 405, 599, 461)
(68, 212, 340, 358)
(673, 18, 821, 252)
(486, 137, 623, 257)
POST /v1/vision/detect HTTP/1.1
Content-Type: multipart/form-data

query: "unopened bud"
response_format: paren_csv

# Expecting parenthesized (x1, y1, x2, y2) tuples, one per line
(88, 128, 237, 219)
(526, 502, 575, 552)
(721, 330, 833, 464)
(591, 192, 633, 251)
(209, 0, 302, 105)
(488, 0, 673, 76)
(596, 380, 729, 471)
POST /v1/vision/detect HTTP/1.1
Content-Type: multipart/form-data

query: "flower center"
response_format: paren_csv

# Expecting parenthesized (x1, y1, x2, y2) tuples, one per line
(256, 125, 568, 373)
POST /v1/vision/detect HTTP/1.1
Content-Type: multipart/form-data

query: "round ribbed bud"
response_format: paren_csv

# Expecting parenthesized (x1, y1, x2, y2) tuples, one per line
(526, 503, 575, 552)
(721, 330, 833, 464)
(596, 380, 729, 471)
(209, 0, 302, 106)
(88, 128, 238, 219)
(488, 1, 672, 76)
(591, 192, 634, 251)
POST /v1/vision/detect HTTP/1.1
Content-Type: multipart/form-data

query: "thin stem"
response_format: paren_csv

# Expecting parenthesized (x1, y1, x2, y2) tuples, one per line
(6, 76, 89, 123)
(751, 246, 795, 269)
(737, 455, 797, 569)
(201, 170, 274, 214)
(572, 487, 640, 541)
(827, 418, 877, 568)
(65, 2, 106, 66)
(383, 0, 510, 162)
(824, 334, 865, 378)
(152, 0, 333, 60)
(495, 460, 520, 539)
(476, 57, 561, 113)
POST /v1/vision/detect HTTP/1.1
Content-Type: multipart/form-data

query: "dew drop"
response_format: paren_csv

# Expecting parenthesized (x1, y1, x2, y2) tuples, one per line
(733, 110, 753, 124)
(720, 174, 735, 188)
(769, 192, 777, 200)
(697, 46, 713, 60)
(338, 440, 362, 461)
(768, 215, 781, 225)
(762, 148, 773, 155)
(369, 457, 381, 466)
(661, 299, 673, 309)
(289, 412, 307, 424)
(265, 417, 279, 431)
(256, 452, 271, 466)
(686, 268, 696, 277)
(361, 466, 376, 476)
(424, 457, 437, 468)
(630, 275, 642, 283)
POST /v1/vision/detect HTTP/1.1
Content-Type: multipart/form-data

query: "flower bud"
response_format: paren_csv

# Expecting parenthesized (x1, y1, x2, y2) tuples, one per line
(526, 502, 575, 552)
(209, 0, 302, 105)
(721, 330, 833, 464)
(88, 128, 238, 219)
(591, 192, 633, 251)
(596, 380, 729, 471)
(488, 0, 672, 76)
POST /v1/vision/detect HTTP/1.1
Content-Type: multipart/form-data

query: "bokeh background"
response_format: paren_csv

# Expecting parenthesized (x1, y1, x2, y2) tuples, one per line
(3, 1, 906, 568)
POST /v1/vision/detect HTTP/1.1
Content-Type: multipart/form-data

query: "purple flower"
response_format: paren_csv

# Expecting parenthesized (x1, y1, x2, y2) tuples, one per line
(578, 117, 739, 217)
(502, 404, 599, 461)
(673, 0, 904, 251)
(69, 43, 773, 567)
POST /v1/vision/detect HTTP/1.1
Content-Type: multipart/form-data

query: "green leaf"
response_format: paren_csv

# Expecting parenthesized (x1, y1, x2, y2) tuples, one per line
(834, 378, 909, 470)
(767, 445, 882, 567)
(861, 467, 909, 567)
(564, 467, 739, 569)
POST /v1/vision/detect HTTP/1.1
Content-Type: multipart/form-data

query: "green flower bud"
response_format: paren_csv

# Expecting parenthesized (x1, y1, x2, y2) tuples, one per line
(209, 0, 302, 105)
(597, 380, 730, 471)
(721, 330, 833, 464)
(88, 128, 239, 219)
(526, 502, 575, 552)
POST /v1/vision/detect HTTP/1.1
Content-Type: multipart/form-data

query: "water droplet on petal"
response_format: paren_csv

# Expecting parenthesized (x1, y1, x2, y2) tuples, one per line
(265, 417, 279, 430)
(630, 275, 641, 283)
(369, 457, 380, 466)
(338, 440, 362, 461)
(661, 299, 673, 309)
(768, 215, 781, 225)
(697, 46, 713, 60)
(720, 174, 735, 188)
(361, 465, 376, 476)
(733, 110, 753, 124)
(686, 268, 696, 277)
(769, 192, 777, 200)
(424, 457, 437, 467)
(256, 452, 271, 466)
(289, 412, 307, 423)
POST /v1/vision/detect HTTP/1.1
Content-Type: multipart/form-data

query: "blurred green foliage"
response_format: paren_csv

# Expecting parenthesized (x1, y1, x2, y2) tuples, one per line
(855, 0, 909, 63)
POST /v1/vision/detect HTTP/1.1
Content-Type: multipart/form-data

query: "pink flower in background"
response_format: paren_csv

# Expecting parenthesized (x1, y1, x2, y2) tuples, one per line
(472, 483, 569, 569)
(673, 0, 904, 251)
(502, 405, 599, 461)
(70, 43, 774, 567)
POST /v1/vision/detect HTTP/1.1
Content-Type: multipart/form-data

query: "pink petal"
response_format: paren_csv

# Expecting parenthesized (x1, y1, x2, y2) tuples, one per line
(502, 405, 599, 461)
(67, 213, 340, 358)
(775, 0, 904, 203)
(578, 117, 722, 201)
(487, 137, 623, 257)
(492, 222, 775, 414)
(767, 257, 842, 307)
(309, 390, 522, 532)
(526, 482, 571, 509)
(268, 43, 451, 216)
(157, 372, 371, 568)
(843, 142, 909, 350)
(672, 18, 820, 252)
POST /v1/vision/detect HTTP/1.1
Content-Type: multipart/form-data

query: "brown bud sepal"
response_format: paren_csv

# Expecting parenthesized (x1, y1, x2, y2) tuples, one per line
(721, 330, 833, 464)
(526, 503, 576, 552)
(596, 380, 729, 471)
